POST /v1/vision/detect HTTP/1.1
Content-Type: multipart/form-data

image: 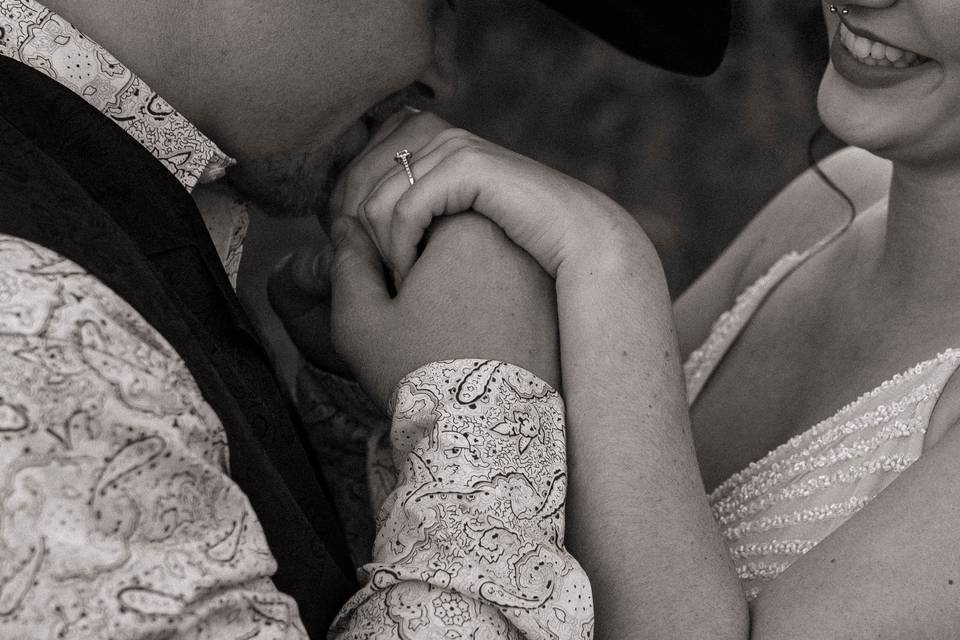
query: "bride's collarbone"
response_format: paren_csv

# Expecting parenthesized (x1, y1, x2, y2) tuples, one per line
(690, 269, 960, 491)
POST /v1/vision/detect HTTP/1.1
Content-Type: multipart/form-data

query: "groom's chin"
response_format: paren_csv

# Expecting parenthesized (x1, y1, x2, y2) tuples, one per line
(226, 123, 370, 223)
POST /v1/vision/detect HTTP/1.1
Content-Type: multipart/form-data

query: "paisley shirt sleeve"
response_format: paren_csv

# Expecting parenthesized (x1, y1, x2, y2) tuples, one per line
(0, 231, 592, 639)
(330, 360, 595, 639)
(0, 235, 307, 640)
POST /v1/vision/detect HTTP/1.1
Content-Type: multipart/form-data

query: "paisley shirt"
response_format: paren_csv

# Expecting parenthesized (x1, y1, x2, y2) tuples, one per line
(0, 0, 245, 288)
(0, 2, 593, 638)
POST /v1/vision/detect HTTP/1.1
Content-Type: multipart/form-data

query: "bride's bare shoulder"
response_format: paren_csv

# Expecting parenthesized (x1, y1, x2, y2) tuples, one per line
(676, 147, 890, 358)
(737, 147, 892, 287)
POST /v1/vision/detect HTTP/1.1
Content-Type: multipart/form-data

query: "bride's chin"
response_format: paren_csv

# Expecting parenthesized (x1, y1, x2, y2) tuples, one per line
(817, 71, 902, 160)
(815, 66, 960, 168)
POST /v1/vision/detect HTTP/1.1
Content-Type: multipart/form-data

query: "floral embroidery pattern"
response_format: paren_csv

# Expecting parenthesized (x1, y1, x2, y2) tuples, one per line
(433, 592, 471, 626)
(0, 0, 247, 287)
(0, 233, 595, 638)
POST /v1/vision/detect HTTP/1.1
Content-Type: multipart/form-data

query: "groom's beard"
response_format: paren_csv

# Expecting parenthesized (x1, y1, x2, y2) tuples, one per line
(225, 124, 361, 222)
(225, 94, 408, 223)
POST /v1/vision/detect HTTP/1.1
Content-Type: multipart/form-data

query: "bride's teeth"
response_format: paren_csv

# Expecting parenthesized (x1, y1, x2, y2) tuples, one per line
(838, 23, 925, 68)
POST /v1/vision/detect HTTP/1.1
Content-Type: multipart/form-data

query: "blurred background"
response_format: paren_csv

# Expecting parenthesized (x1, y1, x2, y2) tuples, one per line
(239, 0, 843, 382)
(436, 0, 838, 293)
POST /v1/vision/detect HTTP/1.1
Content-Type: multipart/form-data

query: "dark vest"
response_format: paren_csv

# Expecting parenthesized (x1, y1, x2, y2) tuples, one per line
(0, 55, 355, 635)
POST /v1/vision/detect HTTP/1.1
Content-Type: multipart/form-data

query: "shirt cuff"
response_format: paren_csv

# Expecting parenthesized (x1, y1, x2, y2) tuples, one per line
(332, 359, 594, 639)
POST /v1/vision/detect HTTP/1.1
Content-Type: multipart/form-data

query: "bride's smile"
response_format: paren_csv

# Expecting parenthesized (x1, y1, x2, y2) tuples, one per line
(819, 0, 960, 169)
(836, 21, 925, 68)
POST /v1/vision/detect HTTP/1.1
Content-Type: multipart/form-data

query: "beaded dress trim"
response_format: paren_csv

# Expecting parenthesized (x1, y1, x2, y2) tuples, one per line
(682, 199, 960, 600)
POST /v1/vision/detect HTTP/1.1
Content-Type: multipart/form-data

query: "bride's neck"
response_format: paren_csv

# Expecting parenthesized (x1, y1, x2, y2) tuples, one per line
(874, 161, 960, 300)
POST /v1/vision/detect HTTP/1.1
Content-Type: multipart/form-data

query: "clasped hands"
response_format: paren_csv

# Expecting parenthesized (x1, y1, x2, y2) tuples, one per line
(270, 109, 652, 411)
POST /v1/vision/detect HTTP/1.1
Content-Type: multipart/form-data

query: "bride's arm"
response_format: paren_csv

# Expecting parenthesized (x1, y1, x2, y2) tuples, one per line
(360, 132, 960, 640)
(554, 229, 747, 639)
(352, 119, 747, 638)
(308, 111, 960, 638)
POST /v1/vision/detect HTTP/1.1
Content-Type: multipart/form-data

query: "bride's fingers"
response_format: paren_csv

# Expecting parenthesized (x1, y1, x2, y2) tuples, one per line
(362, 128, 481, 216)
(360, 134, 479, 274)
(388, 148, 513, 280)
(342, 127, 472, 265)
(333, 112, 453, 220)
(386, 178, 443, 280)
(390, 145, 573, 278)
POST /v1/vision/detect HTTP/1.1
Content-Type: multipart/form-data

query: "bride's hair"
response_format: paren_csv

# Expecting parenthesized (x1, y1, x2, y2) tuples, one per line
(808, 124, 856, 224)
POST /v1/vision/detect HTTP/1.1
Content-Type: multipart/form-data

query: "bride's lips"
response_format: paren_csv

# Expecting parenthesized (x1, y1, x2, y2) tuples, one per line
(830, 19, 935, 89)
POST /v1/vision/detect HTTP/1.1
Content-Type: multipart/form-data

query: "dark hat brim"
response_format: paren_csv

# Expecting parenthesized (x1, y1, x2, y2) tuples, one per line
(540, 1, 732, 76)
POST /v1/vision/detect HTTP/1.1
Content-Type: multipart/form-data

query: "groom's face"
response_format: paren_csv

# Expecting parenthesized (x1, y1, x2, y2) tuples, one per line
(191, 0, 458, 219)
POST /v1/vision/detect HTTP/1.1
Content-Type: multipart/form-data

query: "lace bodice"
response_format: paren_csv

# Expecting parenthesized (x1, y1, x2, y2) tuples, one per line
(683, 200, 960, 600)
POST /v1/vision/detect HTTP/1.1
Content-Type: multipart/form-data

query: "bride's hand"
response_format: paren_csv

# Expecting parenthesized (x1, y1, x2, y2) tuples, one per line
(326, 112, 561, 409)
(342, 117, 649, 283)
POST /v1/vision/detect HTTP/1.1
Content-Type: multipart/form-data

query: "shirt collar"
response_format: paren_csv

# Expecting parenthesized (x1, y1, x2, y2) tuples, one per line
(0, 0, 235, 194)
(0, 0, 249, 288)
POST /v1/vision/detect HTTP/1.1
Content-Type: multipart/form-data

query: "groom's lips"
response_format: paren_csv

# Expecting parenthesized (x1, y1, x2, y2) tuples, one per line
(362, 95, 409, 141)
(335, 96, 410, 169)
(324, 97, 410, 226)
(338, 118, 374, 167)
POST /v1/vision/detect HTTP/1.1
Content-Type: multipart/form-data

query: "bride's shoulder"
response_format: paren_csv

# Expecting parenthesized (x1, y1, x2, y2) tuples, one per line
(735, 146, 892, 289)
(676, 147, 890, 358)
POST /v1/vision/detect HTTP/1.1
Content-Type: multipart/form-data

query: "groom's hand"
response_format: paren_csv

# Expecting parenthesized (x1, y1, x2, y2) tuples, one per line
(267, 211, 560, 409)
(329, 212, 559, 412)
(267, 237, 350, 376)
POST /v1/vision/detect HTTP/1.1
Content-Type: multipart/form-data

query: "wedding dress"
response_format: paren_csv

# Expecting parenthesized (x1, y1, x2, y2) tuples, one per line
(683, 199, 959, 600)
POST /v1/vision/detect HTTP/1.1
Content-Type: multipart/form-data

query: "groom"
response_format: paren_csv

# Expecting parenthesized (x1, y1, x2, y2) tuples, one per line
(0, 1, 729, 638)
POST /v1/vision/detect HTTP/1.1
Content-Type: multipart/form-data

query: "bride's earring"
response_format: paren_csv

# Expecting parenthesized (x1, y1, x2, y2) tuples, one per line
(828, 4, 850, 14)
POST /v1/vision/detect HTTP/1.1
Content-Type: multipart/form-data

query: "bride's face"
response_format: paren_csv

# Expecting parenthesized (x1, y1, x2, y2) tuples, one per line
(818, 0, 960, 170)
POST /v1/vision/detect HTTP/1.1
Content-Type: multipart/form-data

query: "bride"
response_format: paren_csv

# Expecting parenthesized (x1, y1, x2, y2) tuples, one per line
(325, 0, 960, 637)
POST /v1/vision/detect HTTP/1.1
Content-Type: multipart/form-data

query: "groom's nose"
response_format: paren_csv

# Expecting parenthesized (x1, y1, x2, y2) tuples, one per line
(413, 0, 459, 104)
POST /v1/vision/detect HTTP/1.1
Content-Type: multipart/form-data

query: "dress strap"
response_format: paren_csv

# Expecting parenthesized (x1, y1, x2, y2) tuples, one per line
(684, 197, 887, 405)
